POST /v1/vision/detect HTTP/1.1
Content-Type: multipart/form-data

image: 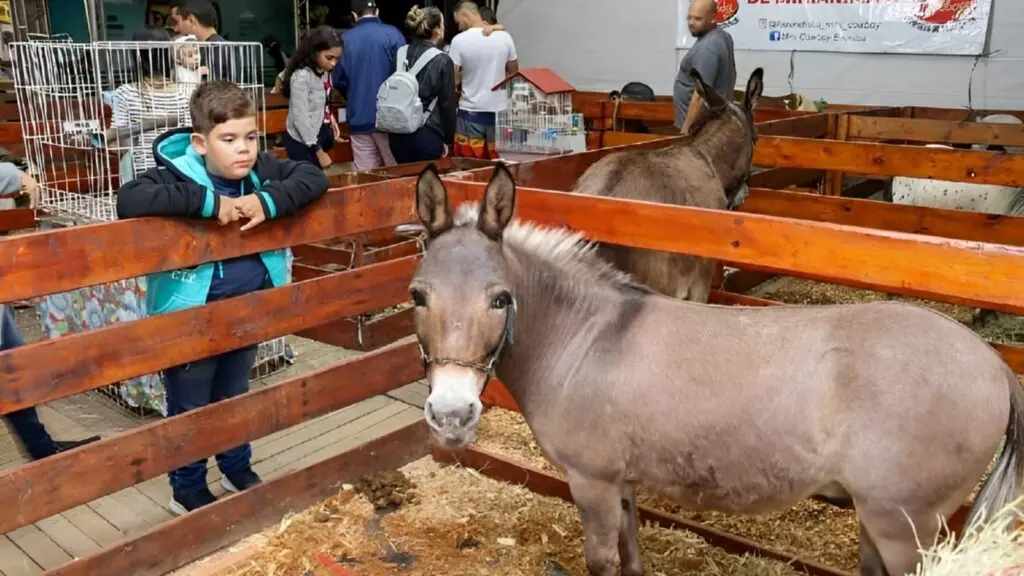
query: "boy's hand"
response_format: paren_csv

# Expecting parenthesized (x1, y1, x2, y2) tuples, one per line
(234, 195, 266, 231)
(217, 196, 240, 225)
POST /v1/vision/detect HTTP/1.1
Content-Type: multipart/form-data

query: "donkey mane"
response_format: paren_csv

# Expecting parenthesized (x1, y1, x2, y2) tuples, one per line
(453, 202, 657, 296)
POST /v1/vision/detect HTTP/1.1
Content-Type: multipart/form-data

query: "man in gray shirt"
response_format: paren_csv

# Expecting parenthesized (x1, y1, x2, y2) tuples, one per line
(674, 0, 736, 133)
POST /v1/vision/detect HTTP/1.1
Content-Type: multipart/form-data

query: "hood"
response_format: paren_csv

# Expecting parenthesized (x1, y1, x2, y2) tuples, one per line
(151, 127, 212, 186)
(150, 127, 260, 191)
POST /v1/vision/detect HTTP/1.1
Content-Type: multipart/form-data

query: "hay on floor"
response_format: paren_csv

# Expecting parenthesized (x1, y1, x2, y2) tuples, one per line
(222, 455, 804, 576)
(914, 496, 1024, 576)
(476, 408, 861, 572)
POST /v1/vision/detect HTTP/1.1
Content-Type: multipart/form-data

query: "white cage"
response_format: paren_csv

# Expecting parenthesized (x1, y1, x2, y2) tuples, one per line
(495, 74, 585, 156)
(11, 38, 266, 225)
(10, 38, 291, 418)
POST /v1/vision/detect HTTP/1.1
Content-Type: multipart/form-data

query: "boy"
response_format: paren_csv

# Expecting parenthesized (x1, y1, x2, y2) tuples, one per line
(116, 80, 329, 515)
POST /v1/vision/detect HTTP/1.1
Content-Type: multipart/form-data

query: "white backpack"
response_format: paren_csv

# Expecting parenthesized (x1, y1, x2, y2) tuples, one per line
(375, 45, 443, 134)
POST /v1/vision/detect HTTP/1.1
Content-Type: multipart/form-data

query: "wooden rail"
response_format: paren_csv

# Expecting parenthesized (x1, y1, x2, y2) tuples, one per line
(847, 116, 1024, 147)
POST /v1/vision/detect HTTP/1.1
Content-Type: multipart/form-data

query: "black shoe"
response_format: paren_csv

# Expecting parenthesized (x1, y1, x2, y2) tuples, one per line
(54, 436, 101, 453)
(221, 468, 262, 494)
(30, 436, 101, 460)
(169, 487, 217, 516)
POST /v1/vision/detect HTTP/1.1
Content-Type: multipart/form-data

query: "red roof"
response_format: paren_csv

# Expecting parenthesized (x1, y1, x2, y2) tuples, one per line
(492, 68, 575, 94)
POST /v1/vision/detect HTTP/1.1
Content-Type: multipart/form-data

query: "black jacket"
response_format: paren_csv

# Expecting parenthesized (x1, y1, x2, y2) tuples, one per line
(116, 127, 329, 221)
(403, 40, 457, 147)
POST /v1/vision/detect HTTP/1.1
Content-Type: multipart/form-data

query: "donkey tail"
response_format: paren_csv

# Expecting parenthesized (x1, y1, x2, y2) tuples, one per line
(963, 369, 1024, 532)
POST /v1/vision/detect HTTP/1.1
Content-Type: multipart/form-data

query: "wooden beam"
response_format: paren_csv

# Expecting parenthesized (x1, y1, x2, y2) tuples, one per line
(848, 116, 1024, 147)
(0, 256, 418, 415)
(48, 420, 431, 576)
(741, 187, 1024, 246)
(754, 136, 1024, 187)
(756, 113, 829, 138)
(296, 308, 415, 351)
(0, 340, 423, 534)
(0, 178, 418, 303)
(0, 207, 35, 232)
(442, 180, 1024, 315)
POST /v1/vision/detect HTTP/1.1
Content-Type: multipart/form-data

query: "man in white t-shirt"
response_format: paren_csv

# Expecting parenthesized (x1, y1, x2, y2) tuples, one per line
(449, 1, 518, 159)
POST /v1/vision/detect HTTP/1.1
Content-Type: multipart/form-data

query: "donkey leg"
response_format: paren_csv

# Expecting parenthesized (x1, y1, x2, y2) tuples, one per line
(568, 473, 624, 576)
(681, 259, 715, 304)
(856, 522, 889, 576)
(857, 502, 944, 576)
(617, 485, 644, 576)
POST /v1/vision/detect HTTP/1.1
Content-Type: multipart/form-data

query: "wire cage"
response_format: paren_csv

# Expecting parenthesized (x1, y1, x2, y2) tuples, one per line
(11, 38, 292, 419)
(495, 76, 585, 156)
(10, 38, 266, 224)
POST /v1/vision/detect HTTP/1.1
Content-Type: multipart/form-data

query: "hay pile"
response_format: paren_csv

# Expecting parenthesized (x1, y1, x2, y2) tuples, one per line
(476, 408, 861, 572)
(750, 276, 1024, 345)
(223, 454, 803, 576)
(914, 496, 1024, 576)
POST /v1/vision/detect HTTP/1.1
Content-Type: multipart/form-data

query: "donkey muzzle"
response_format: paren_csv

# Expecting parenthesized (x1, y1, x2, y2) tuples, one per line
(423, 365, 485, 449)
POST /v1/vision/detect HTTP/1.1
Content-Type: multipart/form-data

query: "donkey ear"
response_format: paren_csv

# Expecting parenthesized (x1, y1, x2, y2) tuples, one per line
(744, 67, 764, 111)
(688, 67, 725, 109)
(415, 164, 453, 239)
(478, 163, 516, 242)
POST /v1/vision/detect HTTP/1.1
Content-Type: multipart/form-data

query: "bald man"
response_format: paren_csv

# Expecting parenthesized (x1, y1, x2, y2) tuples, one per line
(674, 0, 736, 134)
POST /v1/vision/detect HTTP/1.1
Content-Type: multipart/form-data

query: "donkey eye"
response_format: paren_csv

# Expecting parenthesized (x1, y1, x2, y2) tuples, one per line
(491, 291, 511, 310)
(411, 289, 428, 308)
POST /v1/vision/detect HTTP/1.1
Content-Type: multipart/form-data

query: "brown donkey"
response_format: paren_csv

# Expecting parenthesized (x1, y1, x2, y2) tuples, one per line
(570, 67, 763, 302)
(409, 164, 1024, 576)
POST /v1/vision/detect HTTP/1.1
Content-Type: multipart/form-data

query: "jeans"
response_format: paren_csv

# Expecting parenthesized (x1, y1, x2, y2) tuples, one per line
(282, 123, 334, 168)
(164, 344, 259, 494)
(389, 126, 446, 165)
(1, 307, 57, 459)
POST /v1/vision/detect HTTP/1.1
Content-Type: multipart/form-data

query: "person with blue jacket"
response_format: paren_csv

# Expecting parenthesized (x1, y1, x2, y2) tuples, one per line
(332, 0, 405, 171)
(116, 80, 329, 515)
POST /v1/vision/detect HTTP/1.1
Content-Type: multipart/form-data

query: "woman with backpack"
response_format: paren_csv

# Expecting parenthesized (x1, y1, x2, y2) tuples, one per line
(384, 6, 456, 164)
(281, 26, 345, 169)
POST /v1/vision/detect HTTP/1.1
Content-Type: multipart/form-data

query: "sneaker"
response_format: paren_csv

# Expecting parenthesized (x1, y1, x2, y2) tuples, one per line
(169, 487, 217, 516)
(221, 468, 262, 494)
(54, 436, 101, 453)
(30, 436, 102, 460)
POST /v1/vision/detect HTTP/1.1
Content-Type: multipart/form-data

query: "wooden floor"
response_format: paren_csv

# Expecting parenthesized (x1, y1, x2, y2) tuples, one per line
(0, 311, 428, 575)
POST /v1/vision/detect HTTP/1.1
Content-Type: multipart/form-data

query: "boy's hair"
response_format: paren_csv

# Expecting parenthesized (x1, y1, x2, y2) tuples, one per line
(189, 80, 255, 134)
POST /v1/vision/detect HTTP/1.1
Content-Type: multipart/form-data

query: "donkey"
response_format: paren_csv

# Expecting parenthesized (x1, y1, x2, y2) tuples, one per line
(569, 68, 763, 303)
(409, 163, 1024, 576)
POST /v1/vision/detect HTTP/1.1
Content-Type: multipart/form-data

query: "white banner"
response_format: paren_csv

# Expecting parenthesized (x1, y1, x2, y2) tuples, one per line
(677, 0, 993, 55)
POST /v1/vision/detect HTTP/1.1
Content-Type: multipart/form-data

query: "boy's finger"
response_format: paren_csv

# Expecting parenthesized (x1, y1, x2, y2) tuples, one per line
(240, 215, 264, 231)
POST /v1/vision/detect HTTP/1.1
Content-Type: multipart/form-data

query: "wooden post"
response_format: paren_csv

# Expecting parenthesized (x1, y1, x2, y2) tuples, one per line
(824, 113, 850, 196)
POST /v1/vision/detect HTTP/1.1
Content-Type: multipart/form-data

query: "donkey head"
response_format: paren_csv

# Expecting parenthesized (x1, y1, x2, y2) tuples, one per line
(688, 67, 764, 209)
(409, 164, 518, 449)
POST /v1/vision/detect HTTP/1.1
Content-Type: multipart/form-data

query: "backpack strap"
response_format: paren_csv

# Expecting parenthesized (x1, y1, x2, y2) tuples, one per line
(407, 46, 442, 77)
(406, 47, 444, 116)
(396, 44, 410, 72)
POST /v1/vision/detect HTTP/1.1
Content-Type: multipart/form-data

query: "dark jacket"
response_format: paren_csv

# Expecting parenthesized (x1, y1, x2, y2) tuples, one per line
(116, 127, 328, 222)
(115, 127, 330, 315)
(403, 40, 457, 147)
(332, 17, 406, 134)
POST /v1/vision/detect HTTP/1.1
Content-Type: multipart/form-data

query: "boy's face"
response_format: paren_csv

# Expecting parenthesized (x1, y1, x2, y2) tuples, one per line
(191, 116, 259, 180)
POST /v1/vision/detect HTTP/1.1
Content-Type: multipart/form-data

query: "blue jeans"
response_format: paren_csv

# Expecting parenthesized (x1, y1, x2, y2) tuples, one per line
(1, 307, 57, 459)
(164, 344, 258, 494)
